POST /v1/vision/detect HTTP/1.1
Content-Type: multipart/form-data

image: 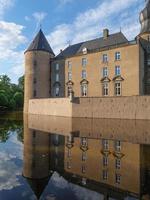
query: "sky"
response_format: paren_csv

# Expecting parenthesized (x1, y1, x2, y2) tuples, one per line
(0, 0, 146, 83)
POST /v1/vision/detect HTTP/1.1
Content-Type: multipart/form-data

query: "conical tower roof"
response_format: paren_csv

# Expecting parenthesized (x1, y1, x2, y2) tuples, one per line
(25, 29, 55, 55)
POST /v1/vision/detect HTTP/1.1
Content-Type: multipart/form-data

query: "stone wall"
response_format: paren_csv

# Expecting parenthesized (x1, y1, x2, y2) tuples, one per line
(29, 98, 72, 117)
(28, 96, 150, 120)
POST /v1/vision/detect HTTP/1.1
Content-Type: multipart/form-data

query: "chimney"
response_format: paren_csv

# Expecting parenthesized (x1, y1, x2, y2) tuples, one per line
(103, 29, 109, 39)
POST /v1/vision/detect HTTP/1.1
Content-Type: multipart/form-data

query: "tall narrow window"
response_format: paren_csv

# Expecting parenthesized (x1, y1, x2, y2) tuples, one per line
(82, 58, 87, 67)
(116, 174, 121, 184)
(67, 161, 71, 169)
(68, 61, 72, 71)
(115, 66, 121, 76)
(81, 137, 88, 146)
(82, 165, 86, 173)
(102, 139, 109, 150)
(103, 156, 108, 166)
(116, 159, 121, 169)
(82, 70, 86, 79)
(82, 151, 87, 161)
(56, 74, 59, 82)
(55, 86, 60, 97)
(81, 84, 88, 97)
(102, 170, 108, 180)
(102, 67, 108, 77)
(115, 52, 121, 61)
(115, 140, 121, 152)
(67, 149, 71, 158)
(103, 54, 108, 63)
(56, 63, 59, 70)
(68, 72, 72, 80)
(102, 83, 109, 96)
(115, 82, 121, 96)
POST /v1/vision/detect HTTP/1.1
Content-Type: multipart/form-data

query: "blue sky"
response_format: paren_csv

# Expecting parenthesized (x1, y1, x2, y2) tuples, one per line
(0, 0, 145, 83)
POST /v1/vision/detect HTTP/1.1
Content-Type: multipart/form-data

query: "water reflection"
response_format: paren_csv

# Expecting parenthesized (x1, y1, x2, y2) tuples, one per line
(23, 115, 150, 200)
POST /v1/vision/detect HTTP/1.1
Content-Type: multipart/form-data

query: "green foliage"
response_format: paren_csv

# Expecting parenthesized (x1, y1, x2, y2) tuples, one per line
(0, 75, 24, 111)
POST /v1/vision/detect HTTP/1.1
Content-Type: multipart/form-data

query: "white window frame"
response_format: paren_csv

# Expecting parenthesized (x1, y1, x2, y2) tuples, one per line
(103, 156, 108, 166)
(68, 61, 72, 71)
(82, 58, 87, 67)
(115, 66, 121, 76)
(115, 82, 121, 96)
(81, 84, 88, 97)
(102, 67, 108, 77)
(82, 70, 87, 79)
(81, 137, 88, 146)
(115, 52, 121, 61)
(102, 170, 108, 180)
(103, 54, 108, 63)
(116, 174, 121, 184)
(102, 83, 109, 96)
(115, 140, 121, 152)
(116, 159, 121, 169)
(102, 139, 109, 150)
(68, 72, 72, 81)
(82, 151, 87, 161)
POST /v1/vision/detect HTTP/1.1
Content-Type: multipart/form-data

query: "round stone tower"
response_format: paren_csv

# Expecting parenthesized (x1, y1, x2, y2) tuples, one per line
(24, 29, 55, 113)
(139, 0, 150, 40)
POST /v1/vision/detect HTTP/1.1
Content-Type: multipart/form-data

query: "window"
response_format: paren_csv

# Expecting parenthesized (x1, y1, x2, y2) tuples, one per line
(102, 67, 108, 77)
(82, 70, 86, 79)
(67, 149, 71, 158)
(102, 139, 109, 150)
(102, 83, 109, 96)
(55, 86, 60, 97)
(82, 165, 86, 173)
(103, 156, 108, 166)
(116, 174, 121, 184)
(82, 47, 87, 54)
(56, 63, 59, 70)
(115, 66, 121, 76)
(81, 137, 88, 146)
(67, 161, 71, 169)
(68, 61, 72, 71)
(115, 82, 121, 96)
(81, 84, 88, 97)
(115, 140, 121, 152)
(116, 159, 121, 169)
(56, 74, 59, 82)
(102, 170, 108, 180)
(68, 72, 72, 80)
(82, 58, 87, 67)
(103, 54, 108, 63)
(67, 86, 72, 97)
(115, 52, 121, 61)
(82, 151, 87, 161)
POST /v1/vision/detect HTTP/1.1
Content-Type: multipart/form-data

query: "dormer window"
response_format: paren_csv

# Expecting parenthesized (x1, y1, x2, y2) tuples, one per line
(82, 47, 87, 55)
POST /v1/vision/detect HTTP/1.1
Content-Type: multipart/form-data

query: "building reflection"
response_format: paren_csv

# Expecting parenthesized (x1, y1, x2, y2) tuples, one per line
(23, 115, 150, 200)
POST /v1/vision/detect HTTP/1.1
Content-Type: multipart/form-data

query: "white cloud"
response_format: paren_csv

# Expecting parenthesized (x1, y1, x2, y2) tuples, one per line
(0, 21, 27, 82)
(33, 12, 47, 23)
(47, 0, 144, 54)
(0, 0, 14, 19)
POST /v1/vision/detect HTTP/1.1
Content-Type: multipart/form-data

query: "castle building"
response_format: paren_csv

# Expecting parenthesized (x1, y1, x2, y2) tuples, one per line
(24, 1, 150, 113)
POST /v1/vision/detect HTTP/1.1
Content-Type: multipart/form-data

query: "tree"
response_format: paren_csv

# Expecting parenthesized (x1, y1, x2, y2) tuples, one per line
(18, 75, 24, 91)
(0, 93, 8, 107)
(13, 92, 23, 108)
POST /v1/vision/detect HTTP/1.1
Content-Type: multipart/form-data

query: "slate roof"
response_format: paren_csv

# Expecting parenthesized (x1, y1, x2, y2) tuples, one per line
(25, 29, 55, 55)
(140, 0, 150, 34)
(56, 32, 128, 59)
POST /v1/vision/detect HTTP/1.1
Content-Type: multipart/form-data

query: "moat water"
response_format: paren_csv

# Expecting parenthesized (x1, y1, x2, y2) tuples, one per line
(0, 113, 150, 200)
